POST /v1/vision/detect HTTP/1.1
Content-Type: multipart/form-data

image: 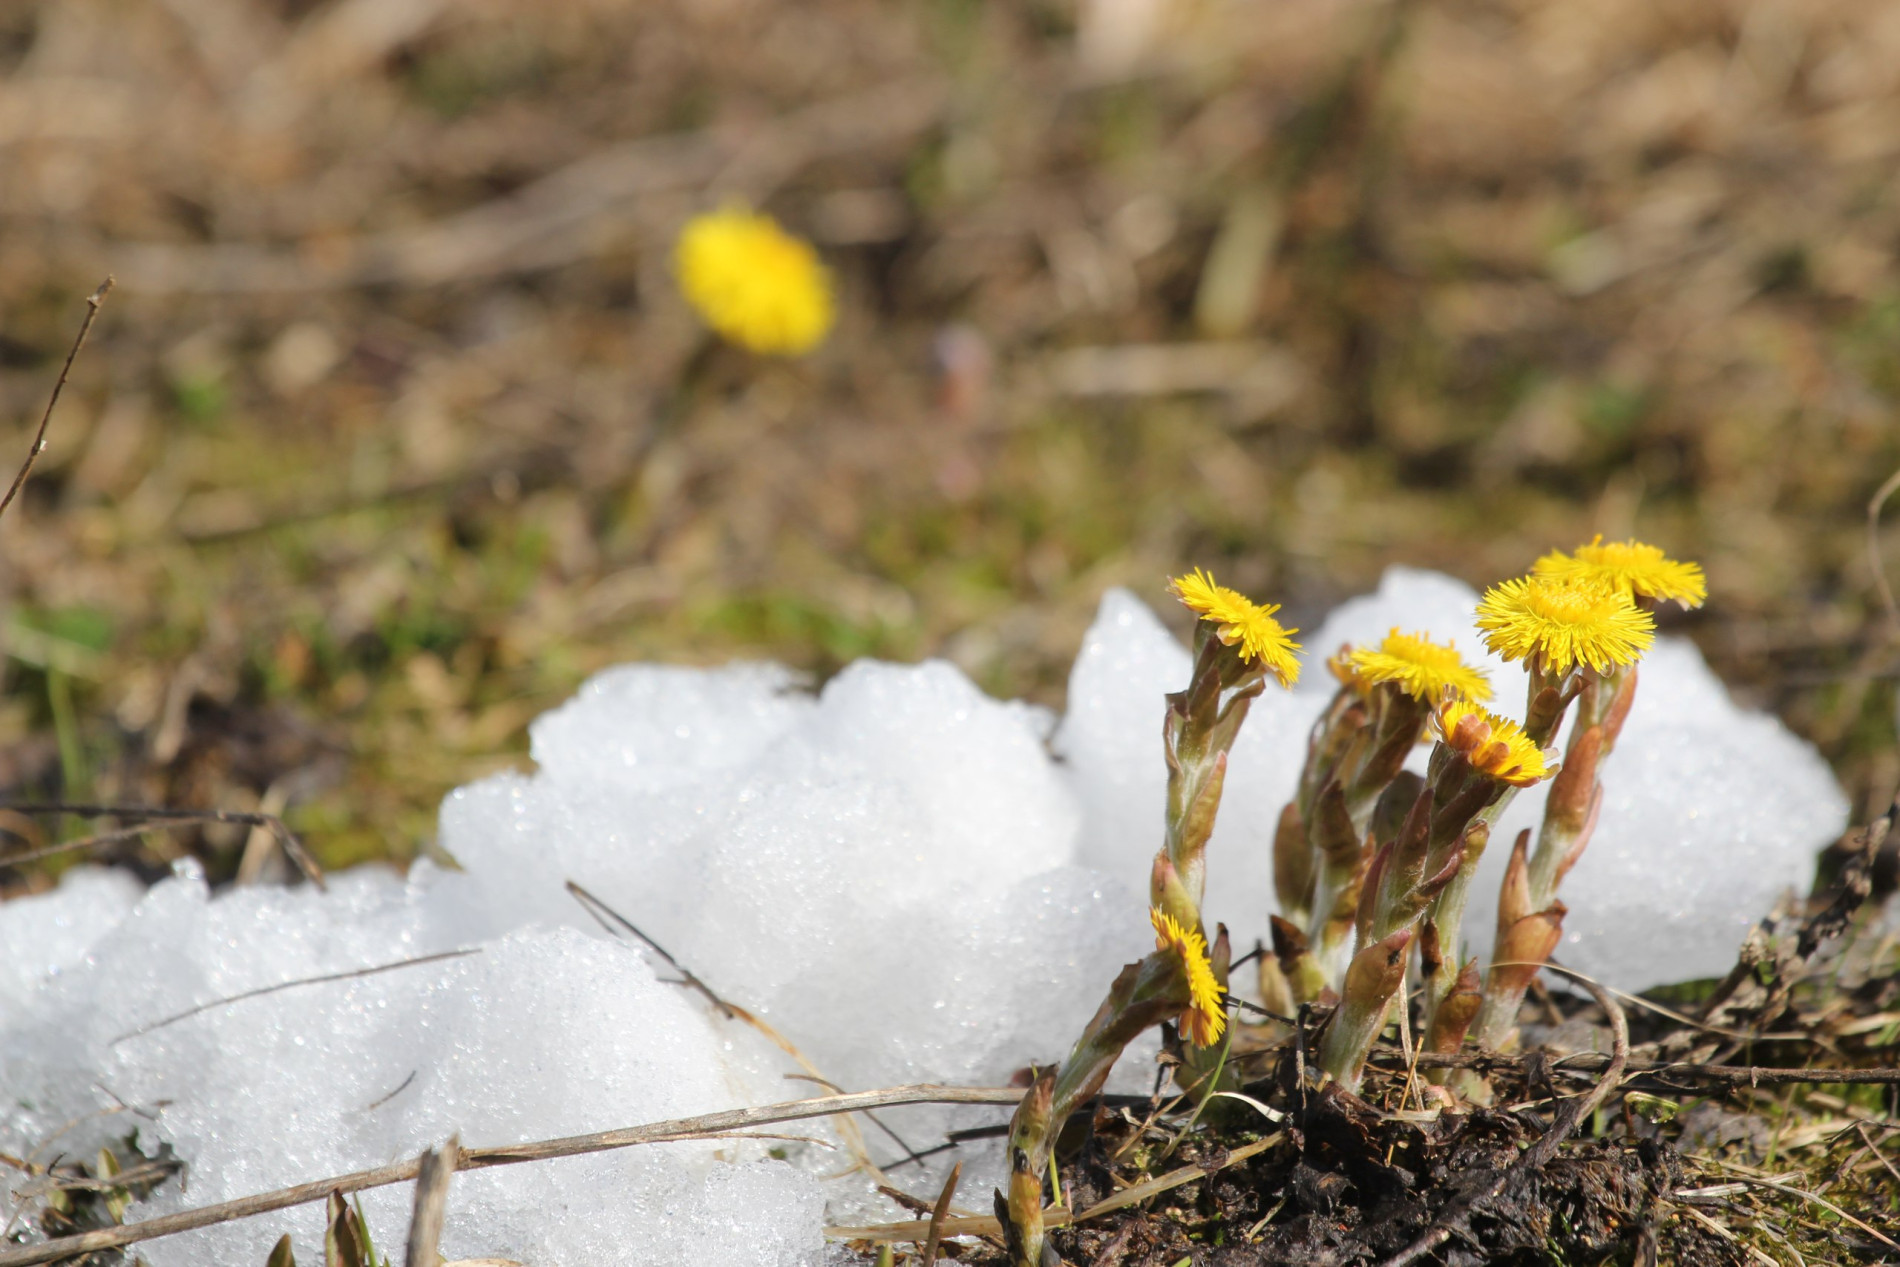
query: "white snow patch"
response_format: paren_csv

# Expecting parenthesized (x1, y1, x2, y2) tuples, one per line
(0, 569, 1849, 1262)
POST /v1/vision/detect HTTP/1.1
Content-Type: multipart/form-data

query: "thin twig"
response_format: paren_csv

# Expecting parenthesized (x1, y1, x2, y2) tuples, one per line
(1701, 1166, 1899, 1251)
(1229, 996, 1297, 1026)
(0, 278, 111, 522)
(0, 1084, 1024, 1267)
(1375, 974, 1630, 1267)
(0, 802, 326, 890)
(110, 949, 481, 1045)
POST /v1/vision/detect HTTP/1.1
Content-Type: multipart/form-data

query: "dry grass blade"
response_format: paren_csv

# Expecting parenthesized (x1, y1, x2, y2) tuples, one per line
(115, 80, 945, 292)
(402, 1136, 457, 1267)
(565, 881, 900, 1184)
(0, 277, 111, 523)
(0, 802, 326, 890)
(1074, 1134, 1280, 1221)
(1674, 1204, 1780, 1267)
(566, 881, 732, 1017)
(1372, 1048, 1900, 1087)
(1702, 1165, 1900, 1252)
(110, 948, 481, 1046)
(0, 1084, 1023, 1267)
(829, 1134, 1282, 1242)
(1856, 1121, 1900, 1189)
(1867, 464, 1900, 628)
(920, 1160, 960, 1267)
(0, 825, 153, 870)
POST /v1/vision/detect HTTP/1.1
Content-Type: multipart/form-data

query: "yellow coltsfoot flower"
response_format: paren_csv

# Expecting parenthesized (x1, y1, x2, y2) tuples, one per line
(1348, 628, 1492, 703)
(1169, 568, 1302, 687)
(1150, 907, 1226, 1047)
(1432, 698, 1555, 787)
(675, 208, 835, 355)
(1475, 574, 1654, 676)
(1534, 535, 1707, 609)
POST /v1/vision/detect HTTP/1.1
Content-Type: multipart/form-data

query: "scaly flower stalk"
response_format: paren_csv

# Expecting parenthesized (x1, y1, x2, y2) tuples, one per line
(1317, 697, 1553, 1090)
(1470, 538, 1699, 1051)
(1315, 927, 1414, 1091)
(1410, 695, 1562, 1060)
(1422, 571, 1655, 1036)
(1292, 631, 1489, 986)
(998, 572, 1298, 1267)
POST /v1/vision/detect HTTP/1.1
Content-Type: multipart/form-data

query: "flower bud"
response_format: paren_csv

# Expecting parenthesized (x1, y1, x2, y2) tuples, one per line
(1272, 801, 1313, 921)
(1491, 902, 1566, 999)
(1427, 958, 1482, 1054)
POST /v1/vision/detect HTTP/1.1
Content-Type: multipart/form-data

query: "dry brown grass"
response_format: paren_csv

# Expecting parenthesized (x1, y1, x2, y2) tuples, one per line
(0, 0, 1893, 878)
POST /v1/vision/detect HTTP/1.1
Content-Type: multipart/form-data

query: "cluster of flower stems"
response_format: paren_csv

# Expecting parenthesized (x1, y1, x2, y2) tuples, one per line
(998, 540, 1705, 1267)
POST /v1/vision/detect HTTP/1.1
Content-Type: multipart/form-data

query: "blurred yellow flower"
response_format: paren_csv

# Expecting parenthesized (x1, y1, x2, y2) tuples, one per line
(1475, 575, 1654, 675)
(1150, 907, 1225, 1047)
(1169, 568, 1302, 686)
(1431, 698, 1553, 787)
(675, 208, 834, 355)
(1348, 628, 1491, 703)
(1534, 536, 1707, 609)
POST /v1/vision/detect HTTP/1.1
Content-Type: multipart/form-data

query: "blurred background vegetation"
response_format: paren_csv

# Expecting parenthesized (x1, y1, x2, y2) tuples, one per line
(0, 0, 1896, 882)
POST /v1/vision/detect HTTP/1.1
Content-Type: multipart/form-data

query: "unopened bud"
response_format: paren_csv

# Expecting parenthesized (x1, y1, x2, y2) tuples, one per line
(1000, 1069, 1055, 1267)
(1272, 801, 1313, 920)
(1491, 902, 1566, 998)
(1318, 927, 1415, 1091)
(1496, 829, 1535, 932)
(1355, 838, 1393, 943)
(1149, 853, 1195, 931)
(1371, 770, 1426, 850)
(1342, 926, 1413, 1013)
(1314, 780, 1359, 867)
(1546, 725, 1601, 835)
(1257, 950, 1295, 1019)
(1427, 958, 1482, 1054)
(1270, 915, 1328, 1005)
(1419, 918, 1446, 981)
